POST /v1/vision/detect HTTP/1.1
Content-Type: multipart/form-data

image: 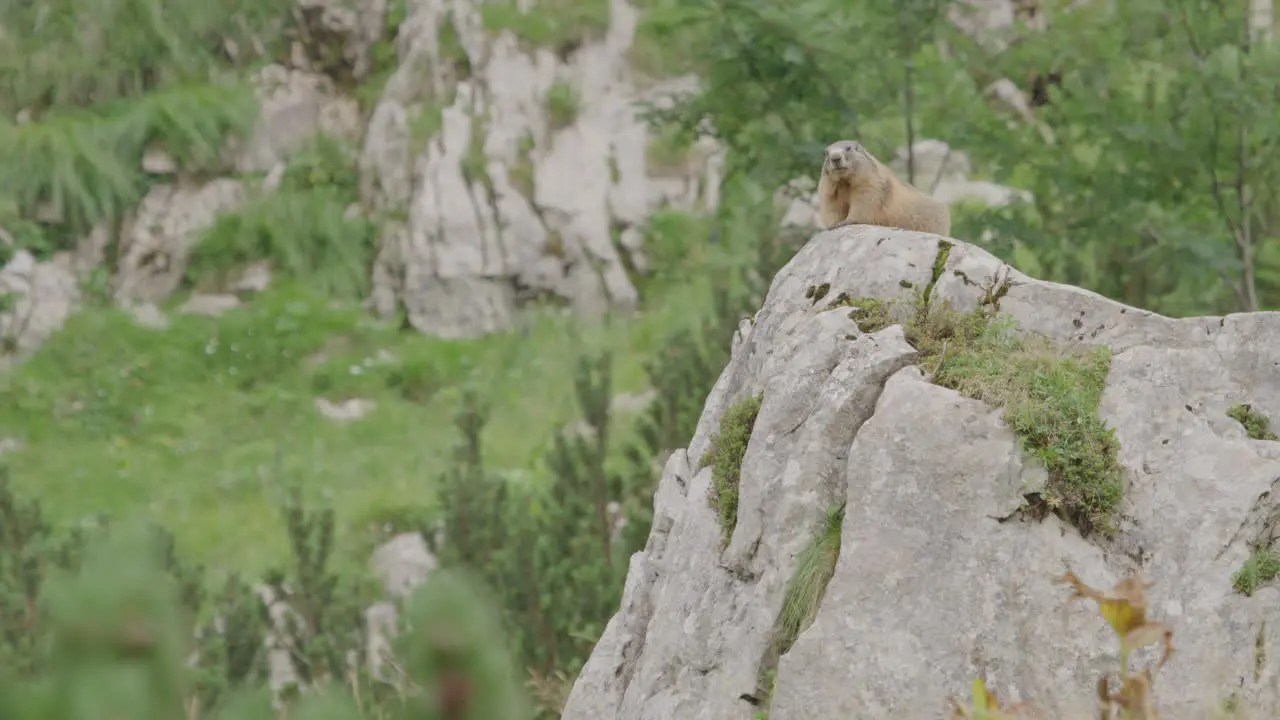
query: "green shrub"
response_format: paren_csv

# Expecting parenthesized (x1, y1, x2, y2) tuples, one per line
(645, 125, 696, 174)
(638, 210, 715, 292)
(185, 188, 377, 300)
(0, 82, 257, 242)
(629, 0, 706, 79)
(0, 464, 530, 720)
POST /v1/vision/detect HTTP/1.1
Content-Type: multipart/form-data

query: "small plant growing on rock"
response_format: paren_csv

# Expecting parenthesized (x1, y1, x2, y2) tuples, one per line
(866, 244, 1127, 536)
(949, 675, 1032, 719)
(752, 502, 845, 717)
(645, 125, 696, 175)
(701, 392, 764, 548)
(510, 134, 537, 200)
(1057, 567, 1174, 720)
(949, 567, 1176, 719)
(769, 502, 844, 658)
(925, 307, 1123, 535)
(840, 282, 1125, 535)
(545, 81, 581, 130)
(1232, 547, 1280, 596)
(479, 0, 611, 57)
(825, 293, 893, 334)
(1227, 404, 1278, 441)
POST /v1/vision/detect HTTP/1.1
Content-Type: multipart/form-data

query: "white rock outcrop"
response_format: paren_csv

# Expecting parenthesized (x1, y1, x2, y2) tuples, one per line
(0, 249, 80, 362)
(359, 0, 720, 338)
(562, 225, 1280, 719)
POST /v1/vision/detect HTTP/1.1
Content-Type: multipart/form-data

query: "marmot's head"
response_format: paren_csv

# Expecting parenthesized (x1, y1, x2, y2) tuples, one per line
(823, 140, 870, 179)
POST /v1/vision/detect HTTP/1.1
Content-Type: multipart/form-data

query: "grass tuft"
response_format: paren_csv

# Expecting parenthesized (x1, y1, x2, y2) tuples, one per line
(825, 293, 893, 334)
(0, 81, 257, 243)
(0, 0, 291, 115)
(826, 246, 1122, 536)
(916, 299, 1123, 535)
(1232, 548, 1280, 596)
(1227, 404, 1278, 441)
(701, 392, 763, 549)
(545, 81, 581, 130)
(771, 502, 843, 657)
(185, 135, 376, 299)
(185, 188, 377, 300)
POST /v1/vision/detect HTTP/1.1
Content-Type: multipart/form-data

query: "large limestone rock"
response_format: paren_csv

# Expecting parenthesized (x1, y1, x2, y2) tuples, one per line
(359, 0, 721, 338)
(562, 225, 1280, 719)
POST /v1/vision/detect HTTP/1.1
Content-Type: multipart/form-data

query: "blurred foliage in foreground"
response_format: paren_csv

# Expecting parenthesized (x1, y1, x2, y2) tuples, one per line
(0, 483, 531, 720)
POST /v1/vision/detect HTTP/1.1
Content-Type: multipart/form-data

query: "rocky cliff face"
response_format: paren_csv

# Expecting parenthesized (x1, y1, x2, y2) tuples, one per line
(0, 0, 721, 357)
(561, 226, 1280, 719)
(357, 0, 719, 337)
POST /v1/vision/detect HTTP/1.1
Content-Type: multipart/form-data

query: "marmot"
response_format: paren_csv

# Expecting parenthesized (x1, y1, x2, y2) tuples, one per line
(817, 139, 951, 237)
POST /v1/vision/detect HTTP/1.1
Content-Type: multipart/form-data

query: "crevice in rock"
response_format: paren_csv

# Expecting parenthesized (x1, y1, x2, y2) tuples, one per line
(1255, 620, 1268, 682)
(609, 220, 642, 296)
(749, 338, 918, 717)
(990, 494, 1040, 524)
(921, 238, 953, 307)
(1216, 477, 1280, 562)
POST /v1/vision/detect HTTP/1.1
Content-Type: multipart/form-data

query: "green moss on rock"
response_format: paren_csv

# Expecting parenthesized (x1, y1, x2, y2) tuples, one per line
(701, 392, 764, 548)
(908, 294, 1123, 535)
(545, 81, 581, 129)
(1233, 548, 1280, 596)
(814, 241, 1127, 536)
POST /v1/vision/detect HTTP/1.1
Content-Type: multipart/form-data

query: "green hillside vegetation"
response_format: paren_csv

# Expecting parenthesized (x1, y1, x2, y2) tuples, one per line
(0, 0, 767, 712)
(2, 0, 1280, 717)
(0, 0, 727, 579)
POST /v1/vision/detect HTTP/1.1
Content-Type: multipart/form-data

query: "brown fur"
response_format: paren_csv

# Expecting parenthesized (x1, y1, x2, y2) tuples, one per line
(817, 139, 951, 237)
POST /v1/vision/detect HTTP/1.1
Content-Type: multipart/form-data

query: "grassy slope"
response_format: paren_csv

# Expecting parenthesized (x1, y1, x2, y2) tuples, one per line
(0, 0, 716, 579)
(0, 272, 712, 578)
